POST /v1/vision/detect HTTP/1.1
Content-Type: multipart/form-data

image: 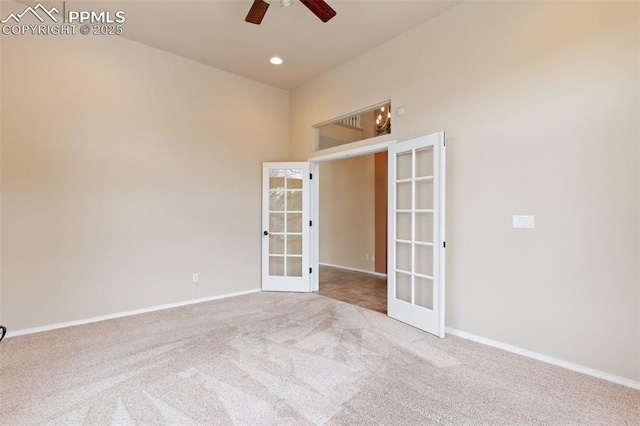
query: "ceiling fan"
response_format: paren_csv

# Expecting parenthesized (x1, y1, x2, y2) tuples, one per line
(245, 0, 337, 25)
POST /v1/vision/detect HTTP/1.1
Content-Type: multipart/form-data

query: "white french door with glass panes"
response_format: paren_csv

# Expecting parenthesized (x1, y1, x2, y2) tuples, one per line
(262, 163, 311, 292)
(388, 132, 446, 337)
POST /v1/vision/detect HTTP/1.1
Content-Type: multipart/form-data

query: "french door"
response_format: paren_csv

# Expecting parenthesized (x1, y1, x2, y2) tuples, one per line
(261, 162, 311, 292)
(387, 132, 446, 337)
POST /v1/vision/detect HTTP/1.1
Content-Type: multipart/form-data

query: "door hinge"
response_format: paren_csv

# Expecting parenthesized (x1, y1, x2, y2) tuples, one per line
(309, 220, 312, 226)
(309, 267, 312, 273)
(310, 174, 313, 179)
(443, 241, 446, 248)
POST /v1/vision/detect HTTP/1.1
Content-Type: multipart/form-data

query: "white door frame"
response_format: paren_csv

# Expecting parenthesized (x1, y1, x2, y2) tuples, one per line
(307, 140, 396, 292)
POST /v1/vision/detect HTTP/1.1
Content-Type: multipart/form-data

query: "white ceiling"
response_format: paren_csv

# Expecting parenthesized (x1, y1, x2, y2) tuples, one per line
(88, 0, 461, 90)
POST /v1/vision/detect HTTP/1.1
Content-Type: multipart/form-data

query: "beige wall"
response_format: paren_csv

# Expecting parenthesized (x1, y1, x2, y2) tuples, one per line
(319, 155, 375, 272)
(1, 9, 289, 329)
(291, 2, 640, 381)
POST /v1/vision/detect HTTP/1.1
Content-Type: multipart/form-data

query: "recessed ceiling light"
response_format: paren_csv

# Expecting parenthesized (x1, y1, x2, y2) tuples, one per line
(270, 57, 283, 65)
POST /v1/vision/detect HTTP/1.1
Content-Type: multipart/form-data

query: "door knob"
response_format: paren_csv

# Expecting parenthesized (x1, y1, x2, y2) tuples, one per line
(264, 231, 269, 236)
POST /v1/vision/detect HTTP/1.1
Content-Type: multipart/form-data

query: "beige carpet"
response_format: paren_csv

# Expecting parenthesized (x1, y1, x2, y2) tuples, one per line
(0, 292, 638, 425)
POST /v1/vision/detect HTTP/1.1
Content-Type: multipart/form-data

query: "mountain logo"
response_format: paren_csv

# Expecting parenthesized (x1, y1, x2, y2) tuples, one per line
(1, 3, 59, 24)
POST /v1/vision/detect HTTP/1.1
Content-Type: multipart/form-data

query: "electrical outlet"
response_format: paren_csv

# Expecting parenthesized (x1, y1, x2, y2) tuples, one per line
(192, 273, 199, 284)
(365, 254, 369, 261)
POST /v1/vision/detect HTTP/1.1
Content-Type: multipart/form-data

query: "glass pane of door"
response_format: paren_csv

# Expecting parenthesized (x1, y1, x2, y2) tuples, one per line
(267, 167, 304, 277)
(393, 146, 436, 310)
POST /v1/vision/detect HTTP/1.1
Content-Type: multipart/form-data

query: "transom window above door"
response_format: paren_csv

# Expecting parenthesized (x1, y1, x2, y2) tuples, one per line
(315, 101, 392, 151)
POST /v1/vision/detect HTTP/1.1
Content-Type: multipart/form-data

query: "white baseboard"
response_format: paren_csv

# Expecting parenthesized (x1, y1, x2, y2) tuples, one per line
(5, 288, 261, 339)
(319, 262, 387, 278)
(6, 290, 637, 391)
(445, 327, 640, 391)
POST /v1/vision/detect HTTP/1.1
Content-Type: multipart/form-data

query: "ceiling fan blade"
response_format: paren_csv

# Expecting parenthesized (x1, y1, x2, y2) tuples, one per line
(245, 0, 270, 25)
(300, 0, 336, 23)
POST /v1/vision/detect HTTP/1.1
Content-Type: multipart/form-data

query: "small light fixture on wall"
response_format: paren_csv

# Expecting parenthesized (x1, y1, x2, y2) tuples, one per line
(375, 105, 391, 135)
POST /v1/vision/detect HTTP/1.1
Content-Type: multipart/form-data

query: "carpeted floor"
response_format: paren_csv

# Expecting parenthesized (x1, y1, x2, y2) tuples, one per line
(0, 292, 638, 425)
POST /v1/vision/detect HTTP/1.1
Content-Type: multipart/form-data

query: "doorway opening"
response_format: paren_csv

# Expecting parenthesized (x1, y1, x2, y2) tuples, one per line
(263, 131, 446, 337)
(313, 151, 389, 313)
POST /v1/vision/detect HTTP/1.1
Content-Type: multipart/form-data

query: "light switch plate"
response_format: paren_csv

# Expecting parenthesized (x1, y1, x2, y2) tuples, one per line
(512, 215, 535, 229)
